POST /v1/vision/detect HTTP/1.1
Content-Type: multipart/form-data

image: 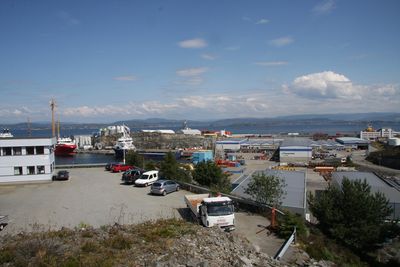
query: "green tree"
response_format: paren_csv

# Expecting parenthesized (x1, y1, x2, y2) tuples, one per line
(125, 151, 144, 168)
(244, 173, 286, 208)
(277, 211, 307, 239)
(192, 161, 231, 193)
(160, 152, 179, 180)
(145, 160, 158, 171)
(308, 177, 393, 251)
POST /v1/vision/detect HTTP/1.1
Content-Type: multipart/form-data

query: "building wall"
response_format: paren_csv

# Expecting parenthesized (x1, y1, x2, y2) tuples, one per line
(360, 128, 400, 140)
(0, 138, 55, 183)
(215, 142, 241, 151)
(279, 147, 312, 163)
(75, 135, 92, 148)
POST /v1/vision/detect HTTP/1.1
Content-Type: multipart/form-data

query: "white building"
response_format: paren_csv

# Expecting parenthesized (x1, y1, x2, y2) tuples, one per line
(179, 128, 202, 135)
(215, 140, 243, 152)
(141, 129, 175, 134)
(360, 128, 399, 141)
(279, 146, 312, 163)
(75, 135, 92, 149)
(0, 137, 56, 183)
(100, 125, 130, 136)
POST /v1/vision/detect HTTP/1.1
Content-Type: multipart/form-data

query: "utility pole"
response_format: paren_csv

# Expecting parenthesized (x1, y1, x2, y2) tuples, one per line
(50, 99, 56, 137)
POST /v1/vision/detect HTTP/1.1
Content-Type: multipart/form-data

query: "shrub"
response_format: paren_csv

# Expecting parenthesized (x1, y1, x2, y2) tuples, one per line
(277, 211, 307, 239)
(103, 234, 132, 250)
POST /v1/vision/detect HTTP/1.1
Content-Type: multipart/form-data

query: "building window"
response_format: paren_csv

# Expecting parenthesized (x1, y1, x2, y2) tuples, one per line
(14, 166, 23, 175)
(37, 165, 45, 174)
(13, 147, 22, 155)
(3, 147, 12, 156)
(36, 146, 44, 154)
(27, 166, 35, 175)
(26, 146, 35, 155)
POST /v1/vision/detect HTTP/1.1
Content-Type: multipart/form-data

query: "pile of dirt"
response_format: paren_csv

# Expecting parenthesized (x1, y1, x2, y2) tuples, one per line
(0, 219, 330, 266)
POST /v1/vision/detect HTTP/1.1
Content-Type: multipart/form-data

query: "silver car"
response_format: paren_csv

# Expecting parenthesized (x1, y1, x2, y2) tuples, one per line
(150, 180, 180, 196)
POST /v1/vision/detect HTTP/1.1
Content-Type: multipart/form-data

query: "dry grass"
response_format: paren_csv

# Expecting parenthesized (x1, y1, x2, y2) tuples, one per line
(0, 218, 197, 266)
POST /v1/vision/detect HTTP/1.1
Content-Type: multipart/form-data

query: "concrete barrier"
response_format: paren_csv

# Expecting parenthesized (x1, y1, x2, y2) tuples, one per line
(55, 163, 106, 169)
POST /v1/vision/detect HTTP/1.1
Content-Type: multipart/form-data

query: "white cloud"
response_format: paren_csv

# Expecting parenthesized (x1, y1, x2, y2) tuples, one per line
(178, 38, 207, 49)
(58, 11, 80, 25)
(175, 67, 207, 86)
(284, 71, 400, 103)
(268, 36, 293, 47)
(254, 61, 288, 66)
(256, 19, 269, 25)
(312, 0, 335, 15)
(62, 101, 179, 118)
(113, 75, 138, 81)
(141, 102, 179, 114)
(225, 45, 240, 51)
(176, 67, 208, 77)
(284, 71, 360, 99)
(201, 54, 216, 60)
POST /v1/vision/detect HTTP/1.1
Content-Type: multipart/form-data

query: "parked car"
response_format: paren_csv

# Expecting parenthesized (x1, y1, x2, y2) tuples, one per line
(54, 170, 69, 181)
(121, 168, 144, 184)
(150, 180, 180, 195)
(105, 162, 120, 171)
(111, 164, 134, 173)
(135, 170, 159, 187)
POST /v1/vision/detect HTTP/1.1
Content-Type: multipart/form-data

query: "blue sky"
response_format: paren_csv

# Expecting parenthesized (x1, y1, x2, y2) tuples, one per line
(1, 0, 399, 123)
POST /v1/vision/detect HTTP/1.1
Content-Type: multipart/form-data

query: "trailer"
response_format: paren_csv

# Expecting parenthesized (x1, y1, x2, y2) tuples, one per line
(184, 194, 235, 230)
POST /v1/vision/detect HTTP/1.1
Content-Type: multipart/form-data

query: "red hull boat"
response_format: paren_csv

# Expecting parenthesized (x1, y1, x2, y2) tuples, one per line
(55, 137, 77, 156)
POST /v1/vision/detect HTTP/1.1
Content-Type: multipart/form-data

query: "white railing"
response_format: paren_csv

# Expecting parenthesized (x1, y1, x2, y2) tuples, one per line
(274, 227, 296, 260)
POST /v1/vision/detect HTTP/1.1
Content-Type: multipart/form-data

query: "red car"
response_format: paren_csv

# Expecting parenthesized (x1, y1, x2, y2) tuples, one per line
(111, 164, 134, 173)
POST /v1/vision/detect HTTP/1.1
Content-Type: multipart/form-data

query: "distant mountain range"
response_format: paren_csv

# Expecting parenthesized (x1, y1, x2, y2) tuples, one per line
(1, 112, 400, 130)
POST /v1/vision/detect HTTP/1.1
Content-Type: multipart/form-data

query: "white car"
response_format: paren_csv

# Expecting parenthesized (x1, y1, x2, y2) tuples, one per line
(134, 170, 159, 187)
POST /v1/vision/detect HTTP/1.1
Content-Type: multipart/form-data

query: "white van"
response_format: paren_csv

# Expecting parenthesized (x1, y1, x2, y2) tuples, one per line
(135, 170, 159, 187)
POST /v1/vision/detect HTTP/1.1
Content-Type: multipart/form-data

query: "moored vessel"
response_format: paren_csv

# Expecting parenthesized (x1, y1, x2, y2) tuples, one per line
(113, 125, 136, 158)
(55, 137, 77, 156)
(0, 129, 13, 138)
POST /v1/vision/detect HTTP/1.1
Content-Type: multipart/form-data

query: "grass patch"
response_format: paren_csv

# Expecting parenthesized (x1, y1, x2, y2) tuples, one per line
(81, 240, 100, 253)
(137, 218, 196, 242)
(103, 234, 132, 250)
(0, 218, 197, 266)
(0, 248, 15, 264)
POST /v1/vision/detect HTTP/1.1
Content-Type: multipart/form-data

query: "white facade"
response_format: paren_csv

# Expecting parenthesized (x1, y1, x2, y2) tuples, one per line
(179, 128, 202, 135)
(215, 141, 242, 151)
(142, 129, 175, 134)
(360, 128, 399, 141)
(100, 125, 130, 136)
(279, 146, 312, 163)
(0, 137, 56, 183)
(75, 135, 92, 148)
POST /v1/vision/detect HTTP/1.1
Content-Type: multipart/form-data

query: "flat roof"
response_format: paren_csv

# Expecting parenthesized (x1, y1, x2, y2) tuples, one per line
(0, 137, 56, 146)
(216, 139, 246, 144)
(332, 172, 400, 203)
(232, 170, 306, 209)
(280, 146, 312, 151)
(335, 137, 369, 144)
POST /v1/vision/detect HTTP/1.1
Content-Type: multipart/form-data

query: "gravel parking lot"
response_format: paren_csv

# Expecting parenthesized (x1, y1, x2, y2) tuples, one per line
(0, 166, 294, 260)
(0, 167, 188, 234)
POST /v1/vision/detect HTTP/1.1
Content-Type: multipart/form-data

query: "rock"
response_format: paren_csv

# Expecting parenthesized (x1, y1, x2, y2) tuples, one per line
(236, 255, 253, 267)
